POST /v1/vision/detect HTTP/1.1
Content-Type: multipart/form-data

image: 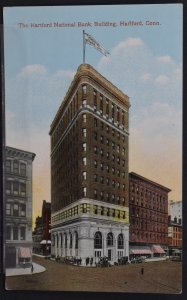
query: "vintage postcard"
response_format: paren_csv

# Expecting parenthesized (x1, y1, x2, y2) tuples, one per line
(2, 3, 182, 293)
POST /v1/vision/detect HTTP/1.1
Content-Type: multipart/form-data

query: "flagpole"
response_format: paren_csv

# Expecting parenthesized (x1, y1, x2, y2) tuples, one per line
(83, 30, 85, 64)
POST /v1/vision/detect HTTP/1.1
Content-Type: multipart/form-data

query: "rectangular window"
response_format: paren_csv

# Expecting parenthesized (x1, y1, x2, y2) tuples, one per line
(94, 132, 97, 140)
(82, 157, 87, 166)
(94, 174, 97, 182)
(20, 183, 26, 196)
(13, 227, 18, 240)
(122, 111, 125, 125)
(13, 161, 19, 174)
(6, 181, 11, 194)
(82, 143, 87, 151)
(82, 84, 87, 96)
(82, 128, 87, 137)
(83, 187, 87, 197)
(6, 226, 11, 240)
(13, 204, 19, 216)
(100, 95, 103, 114)
(82, 171, 87, 180)
(20, 163, 26, 176)
(106, 99, 109, 116)
(82, 113, 87, 123)
(13, 182, 19, 195)
(93, 90, 97, 110)
(20, 204, 26, 217)
(6, 203, 11, 215)
(20, 227, 26, 240)
(6, 160, 11, 173)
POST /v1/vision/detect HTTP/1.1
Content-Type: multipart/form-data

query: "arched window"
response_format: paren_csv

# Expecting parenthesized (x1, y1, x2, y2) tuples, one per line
(107, 232, 113, 246)
(94, 231, 102, 249)
(70, 233, 73, 248)
(65, 233, 67, 248)
(118, 234, 124, 249)
(75, 231, 78, 249)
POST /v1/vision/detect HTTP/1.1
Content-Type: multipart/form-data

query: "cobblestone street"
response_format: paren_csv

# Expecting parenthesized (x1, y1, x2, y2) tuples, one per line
(6, 256, 182, 294)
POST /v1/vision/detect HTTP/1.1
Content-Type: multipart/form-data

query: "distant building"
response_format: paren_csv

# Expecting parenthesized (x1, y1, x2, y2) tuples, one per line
(5, 146, 35, 268)
(32, 200, 51, 255)
(169, 200, 182, 224)
(129, 172, 171, 257)
(49, 64, 130, 265)
(32, 216, 43, 254)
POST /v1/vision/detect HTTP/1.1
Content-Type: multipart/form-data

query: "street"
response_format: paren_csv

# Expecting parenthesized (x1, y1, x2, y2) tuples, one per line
(6, 256, 182, 293)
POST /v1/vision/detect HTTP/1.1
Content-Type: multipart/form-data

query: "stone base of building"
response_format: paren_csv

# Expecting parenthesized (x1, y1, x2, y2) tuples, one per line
(51, 198, 129, 266)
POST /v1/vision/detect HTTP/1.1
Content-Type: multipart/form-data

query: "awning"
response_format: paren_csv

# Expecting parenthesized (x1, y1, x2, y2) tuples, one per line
(130, 249, 152, 255)
(152, 245, 165, 254)
(19, 247, 31, 258)
(40, 240, 51, 245)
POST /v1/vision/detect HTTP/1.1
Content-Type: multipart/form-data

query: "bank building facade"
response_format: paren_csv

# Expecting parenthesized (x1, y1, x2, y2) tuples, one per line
(50, 64, 130, 265)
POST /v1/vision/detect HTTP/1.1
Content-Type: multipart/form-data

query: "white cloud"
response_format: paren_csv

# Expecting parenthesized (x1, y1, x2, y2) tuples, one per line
(116, 38, 143, 49)
(98, 37, 182, 201)
(157, 55, 172, 63)
(17, 64, 47, 79)
(154, 74, 169, 85)
(139, 73, 151, 82)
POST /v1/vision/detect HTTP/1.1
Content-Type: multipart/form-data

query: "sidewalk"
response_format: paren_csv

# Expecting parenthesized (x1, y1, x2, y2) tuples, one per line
(6, 262, 46, 277)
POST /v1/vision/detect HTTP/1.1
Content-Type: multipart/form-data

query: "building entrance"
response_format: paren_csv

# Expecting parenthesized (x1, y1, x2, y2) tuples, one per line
(108, 249, 112, 261)
(6, 247, 16, 268)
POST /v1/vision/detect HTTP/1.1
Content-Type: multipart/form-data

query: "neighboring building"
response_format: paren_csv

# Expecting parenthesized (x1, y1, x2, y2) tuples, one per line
(32, 216, 43, 254)
(129, 172, 171, 257)
(49, 64, 130, 265)
(169, 200, 182, 224)
(32, 200, 51, 255)
(5, 146, 35, 268)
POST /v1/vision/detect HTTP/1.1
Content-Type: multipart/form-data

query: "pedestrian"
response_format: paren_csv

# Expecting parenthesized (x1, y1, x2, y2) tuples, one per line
(141, 266, 144, 275)
(31, 264, 34, 273)
(23, 260, 26, 269)
(90, 257, 93, 266)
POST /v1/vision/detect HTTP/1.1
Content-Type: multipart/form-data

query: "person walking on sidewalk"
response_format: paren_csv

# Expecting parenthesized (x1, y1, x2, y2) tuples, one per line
(31, 264, 34, 273)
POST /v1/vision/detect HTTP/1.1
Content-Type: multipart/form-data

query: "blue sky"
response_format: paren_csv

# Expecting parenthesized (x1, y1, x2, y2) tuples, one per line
(3, 4, 182, 219)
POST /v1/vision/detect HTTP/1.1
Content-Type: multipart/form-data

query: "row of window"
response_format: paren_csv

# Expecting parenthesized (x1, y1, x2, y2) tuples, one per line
(93, 118, 126, 141)
(130, 184, 166, 203)
(52, 230, 125, 250)
(6, 225, 26, 240)
(94, 159, 125, 170)
(52, 231, 78, 249)
(6, 160, 27, 176)
(52, 203, 127, 223)
(131, 231, 167, 241)
(6, 202, 26, 217)
(93, 132, 126, 154)
(6, 181, 26, 197)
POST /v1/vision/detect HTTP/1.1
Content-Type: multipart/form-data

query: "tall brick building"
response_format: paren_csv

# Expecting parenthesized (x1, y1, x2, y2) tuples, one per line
(5, 146, 35, 268)
(49, 64, 130, 265)
(129, 172, 171, 257)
